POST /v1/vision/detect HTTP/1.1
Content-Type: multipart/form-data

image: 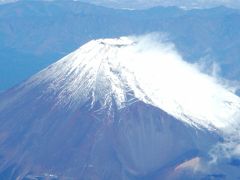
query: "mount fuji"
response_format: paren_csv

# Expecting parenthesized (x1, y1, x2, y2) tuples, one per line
(0, 36, 240, 179)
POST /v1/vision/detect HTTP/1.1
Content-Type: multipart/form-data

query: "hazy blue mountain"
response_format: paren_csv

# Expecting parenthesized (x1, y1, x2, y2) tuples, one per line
(5, 0, 239, 10)
(1, 37, 239, 179)
(0, 1, 240, 91)
(1, 1, 240, 179)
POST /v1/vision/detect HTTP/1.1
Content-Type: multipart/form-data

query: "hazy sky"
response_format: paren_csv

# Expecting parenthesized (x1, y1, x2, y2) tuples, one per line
(0, 0, 17, 4)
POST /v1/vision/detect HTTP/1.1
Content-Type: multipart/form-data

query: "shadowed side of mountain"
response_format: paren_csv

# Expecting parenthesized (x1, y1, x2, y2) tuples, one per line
(0, 88, 220, 179)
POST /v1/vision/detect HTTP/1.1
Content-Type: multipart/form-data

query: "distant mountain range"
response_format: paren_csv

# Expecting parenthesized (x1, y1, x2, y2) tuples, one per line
(0, 1, 240, 92)
(1, 0, 240, 10)
(78, 0, 240, 10)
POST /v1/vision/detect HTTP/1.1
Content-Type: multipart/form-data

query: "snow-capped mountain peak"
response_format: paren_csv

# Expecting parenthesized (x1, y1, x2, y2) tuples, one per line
(1, 36, 240, 179)
(16, 36, 240, 132)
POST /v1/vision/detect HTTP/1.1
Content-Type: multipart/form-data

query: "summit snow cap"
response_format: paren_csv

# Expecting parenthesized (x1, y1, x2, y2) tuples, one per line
(23, 35, 240, 132)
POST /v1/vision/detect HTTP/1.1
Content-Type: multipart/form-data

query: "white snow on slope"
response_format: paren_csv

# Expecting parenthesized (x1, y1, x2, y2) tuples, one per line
(23, 35, 240, 133)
